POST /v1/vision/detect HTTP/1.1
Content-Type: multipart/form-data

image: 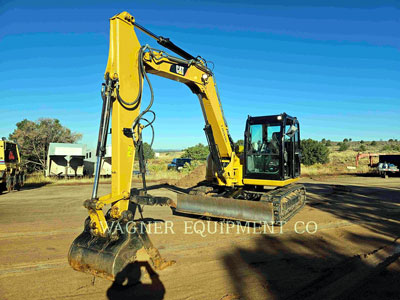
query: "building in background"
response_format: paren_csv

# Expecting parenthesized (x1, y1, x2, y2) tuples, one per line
(46, 143, 86, 177)
(83, 145, 112, 177)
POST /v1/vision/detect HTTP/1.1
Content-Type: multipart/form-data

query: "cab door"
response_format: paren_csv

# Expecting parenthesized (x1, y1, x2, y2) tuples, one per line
(284, 119, 300, 179)
(293, 121, 301, 177)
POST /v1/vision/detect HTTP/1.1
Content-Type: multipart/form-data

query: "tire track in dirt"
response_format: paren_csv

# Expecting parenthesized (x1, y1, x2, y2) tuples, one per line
(0, 219, 362, 278)
(286, 237, 400, 300)
(0, 259, 68, 277)
(0, 227, 82, 240)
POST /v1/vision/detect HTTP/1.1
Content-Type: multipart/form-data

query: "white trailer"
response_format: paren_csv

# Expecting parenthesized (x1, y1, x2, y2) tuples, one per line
(46, 143, 86, 177)
(83, 145, 112, 177)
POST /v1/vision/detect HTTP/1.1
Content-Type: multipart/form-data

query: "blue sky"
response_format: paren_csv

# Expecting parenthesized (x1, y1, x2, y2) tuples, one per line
(1, 0, 399, 149)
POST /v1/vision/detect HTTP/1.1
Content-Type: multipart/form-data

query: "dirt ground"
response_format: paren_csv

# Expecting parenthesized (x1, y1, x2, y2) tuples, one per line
(0, 175, 399, 300)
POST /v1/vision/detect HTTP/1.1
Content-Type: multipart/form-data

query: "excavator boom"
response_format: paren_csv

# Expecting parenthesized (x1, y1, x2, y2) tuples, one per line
(68, 11, 305, 281)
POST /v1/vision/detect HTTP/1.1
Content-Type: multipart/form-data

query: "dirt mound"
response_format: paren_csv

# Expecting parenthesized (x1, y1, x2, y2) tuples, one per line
(174, 165, 206, 188)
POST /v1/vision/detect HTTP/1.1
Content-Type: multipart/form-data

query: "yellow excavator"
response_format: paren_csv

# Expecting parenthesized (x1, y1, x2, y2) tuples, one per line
(69, 11, 306, 280)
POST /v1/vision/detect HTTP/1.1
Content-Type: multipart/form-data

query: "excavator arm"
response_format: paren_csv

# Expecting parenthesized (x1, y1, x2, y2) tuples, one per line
(68, 11, 242, 280)
(87, 12, 244, 235)
(69, 11, 306, 281)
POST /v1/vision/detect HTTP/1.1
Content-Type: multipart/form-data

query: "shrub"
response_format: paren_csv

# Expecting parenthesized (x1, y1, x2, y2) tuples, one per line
(135, 142, 155, 160)
(338, 142, 350, 151)
(370, 141, 377, 146)
(359, 145, 367, 152)
(235, 139, 244, 147)
(300, 139, 330, 166)
(325, 140, 332, 147)
(381, 144, 400, 152)
(182, 143, 209, 160)
(343, 138, 349, 143)
(181, 160, 202, 174)
(234, 139, 244, 152)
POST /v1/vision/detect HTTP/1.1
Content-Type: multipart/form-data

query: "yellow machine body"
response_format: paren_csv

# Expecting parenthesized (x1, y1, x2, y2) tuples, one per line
(69, 11, 305, 281)
(0, 140, 25, 193)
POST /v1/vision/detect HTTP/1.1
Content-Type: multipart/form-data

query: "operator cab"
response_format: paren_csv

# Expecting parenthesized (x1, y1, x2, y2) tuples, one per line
(244, 113, 301, 181)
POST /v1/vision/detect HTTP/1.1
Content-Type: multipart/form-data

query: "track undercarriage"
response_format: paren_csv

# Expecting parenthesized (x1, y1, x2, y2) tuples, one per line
(175, 182, 306, 225)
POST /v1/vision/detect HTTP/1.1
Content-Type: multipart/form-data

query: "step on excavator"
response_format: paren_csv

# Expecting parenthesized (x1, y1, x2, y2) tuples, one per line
(68, 11, 306, 281)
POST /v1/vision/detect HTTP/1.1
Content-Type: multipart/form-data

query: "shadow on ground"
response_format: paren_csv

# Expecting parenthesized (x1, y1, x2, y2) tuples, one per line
(304, 182, 400, 238)
(21, 182, 50, 190)
(107, 261, 165, 300)
(223, 182, 400, 300)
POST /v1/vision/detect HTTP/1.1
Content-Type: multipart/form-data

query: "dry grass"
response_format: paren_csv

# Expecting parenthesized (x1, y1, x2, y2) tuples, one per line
(25, 172, 109, 186)
(301, 149, 375, 177)
(26, 146, 394, 185)
(134, 156, 205, 181)
(25, 151, 204, 186)
(301, 163, 372, 176)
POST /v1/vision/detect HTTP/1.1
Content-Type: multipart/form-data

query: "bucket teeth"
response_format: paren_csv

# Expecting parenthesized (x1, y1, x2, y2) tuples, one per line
(68, 218, 171, 280)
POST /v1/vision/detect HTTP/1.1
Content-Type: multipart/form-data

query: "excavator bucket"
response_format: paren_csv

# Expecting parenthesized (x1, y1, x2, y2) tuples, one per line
(68, 218, 169, 281)
(175, 184, 306, 224)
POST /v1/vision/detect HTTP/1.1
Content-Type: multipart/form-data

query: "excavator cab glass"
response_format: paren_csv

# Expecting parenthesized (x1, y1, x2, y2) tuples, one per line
(244, 114, 301, 181)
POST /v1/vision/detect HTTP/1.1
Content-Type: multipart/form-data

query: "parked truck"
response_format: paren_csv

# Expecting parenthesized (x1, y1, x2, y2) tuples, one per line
(167, 158, 192, 171)
(378, 154, 400, 178)
(0, 139, 25, 193)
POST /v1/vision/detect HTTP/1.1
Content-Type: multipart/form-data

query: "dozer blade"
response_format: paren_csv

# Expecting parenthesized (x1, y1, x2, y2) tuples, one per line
(68, 218, 170, 281)
(175, 184, 306, 224)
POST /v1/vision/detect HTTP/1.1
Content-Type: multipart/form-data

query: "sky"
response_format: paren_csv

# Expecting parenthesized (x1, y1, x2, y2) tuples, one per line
(1, 0, 399, 150)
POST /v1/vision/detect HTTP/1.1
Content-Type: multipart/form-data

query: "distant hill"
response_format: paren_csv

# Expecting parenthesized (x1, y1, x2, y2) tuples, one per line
(154, 149, 182, 153)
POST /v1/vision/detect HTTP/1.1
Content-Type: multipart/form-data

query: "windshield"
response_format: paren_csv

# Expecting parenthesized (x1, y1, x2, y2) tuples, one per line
(247, 123, 281, 175)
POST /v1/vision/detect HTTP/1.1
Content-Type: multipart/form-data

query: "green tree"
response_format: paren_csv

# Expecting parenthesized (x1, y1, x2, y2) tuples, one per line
(338, 142, 350, 151)
(234, 139, 244, 152)
(360, 140, 364, 144)
(182, 143, 209, 160)
(321, 138, 326, 143)
(343, 138, 349, 143)
(135, 142, 155, 160)
(370, 141, 377, 146)
(9, 118, 82, 172)
(300, 139, 330, 166)
(235, 139, 244, 147)
(325, 140, 332, 147)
